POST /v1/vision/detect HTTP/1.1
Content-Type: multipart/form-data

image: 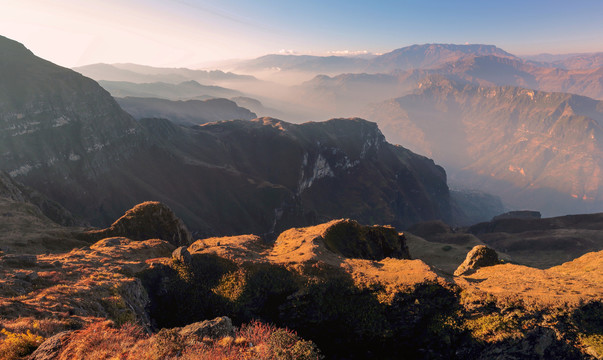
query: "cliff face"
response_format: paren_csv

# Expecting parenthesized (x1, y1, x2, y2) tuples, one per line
(0, 35, 146, 193)
(0, 36, 451, 236)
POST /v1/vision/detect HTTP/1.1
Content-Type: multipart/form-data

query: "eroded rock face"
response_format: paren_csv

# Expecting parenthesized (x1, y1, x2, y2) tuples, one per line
(454, 245, 503, 276)
(84, 202, 194, 246)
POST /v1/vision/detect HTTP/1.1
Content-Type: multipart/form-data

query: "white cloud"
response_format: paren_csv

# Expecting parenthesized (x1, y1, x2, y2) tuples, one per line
(327, 50, 372, 56)
(278, 49, 298, 55)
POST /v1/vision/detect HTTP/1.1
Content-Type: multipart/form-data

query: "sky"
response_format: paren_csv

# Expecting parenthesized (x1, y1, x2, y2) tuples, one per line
(1, 0, 602, 68)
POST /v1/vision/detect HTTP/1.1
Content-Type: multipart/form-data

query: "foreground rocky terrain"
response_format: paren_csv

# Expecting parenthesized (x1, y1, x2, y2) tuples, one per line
(0, 199, 601, 359)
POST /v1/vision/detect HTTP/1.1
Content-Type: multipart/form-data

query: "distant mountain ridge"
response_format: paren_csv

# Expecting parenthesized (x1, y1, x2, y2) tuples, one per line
(115, 97, 257, 126)
(74, 63, 258, 84)
(233, 43, 516, 74)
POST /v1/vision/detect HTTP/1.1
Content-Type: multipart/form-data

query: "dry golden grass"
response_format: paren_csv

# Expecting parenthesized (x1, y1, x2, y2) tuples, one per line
(404, 232, 513, 274)
(189, 234, 268, 262)
(0, 237, 174, 338)
(455, 251, 603, 309)
(40, 320, 322, 360)
(342, 257, 443, 302)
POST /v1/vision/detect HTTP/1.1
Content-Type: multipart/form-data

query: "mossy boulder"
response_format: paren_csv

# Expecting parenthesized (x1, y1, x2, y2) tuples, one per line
(321, 219, 410, 260)
(454, 245, 503, 276)
(84, 202, 193, 246)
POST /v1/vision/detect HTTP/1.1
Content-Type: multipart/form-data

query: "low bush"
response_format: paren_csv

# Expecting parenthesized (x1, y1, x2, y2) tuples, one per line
(0, 328, 45, 360)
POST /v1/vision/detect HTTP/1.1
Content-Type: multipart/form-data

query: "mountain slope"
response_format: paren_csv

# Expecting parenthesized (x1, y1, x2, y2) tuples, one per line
(233, 44, 516, 75)
(0, 35, 146, 195)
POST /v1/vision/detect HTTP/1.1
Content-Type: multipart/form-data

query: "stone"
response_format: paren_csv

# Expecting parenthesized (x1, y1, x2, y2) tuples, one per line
(172, 246, 191, 265)
(454, 245, 503, 276)
(177, 316, 235, 343)
(84, 202, 194, 247)
(28, 331, 72, 360)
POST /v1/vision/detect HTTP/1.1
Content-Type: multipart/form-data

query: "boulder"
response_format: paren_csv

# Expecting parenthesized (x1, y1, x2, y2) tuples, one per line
(321, 219, 411, 260)
(28, 331, 72, 360)
(172, 246, 192, 265)
(177, 316, 235, 342)
(454, 245, 503, 276)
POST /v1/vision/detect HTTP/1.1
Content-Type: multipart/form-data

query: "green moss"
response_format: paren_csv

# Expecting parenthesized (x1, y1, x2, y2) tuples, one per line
(212, 269, 246, 302)
(465, 313, 522, 342)
(322, 220, 404, 260)
(267, 329, 324, 360)
(580, 334, 603, 358)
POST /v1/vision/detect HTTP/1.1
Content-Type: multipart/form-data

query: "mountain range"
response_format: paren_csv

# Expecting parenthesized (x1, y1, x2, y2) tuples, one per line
(0, 35, 455, 237)
(233, 44, 517, 74)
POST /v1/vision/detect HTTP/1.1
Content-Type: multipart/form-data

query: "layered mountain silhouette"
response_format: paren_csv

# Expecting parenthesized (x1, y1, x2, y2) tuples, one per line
(364, 75, 603, 215)
(298, 54, 603, 119)
(74, 62, 258, 84)
(115, 97, 257, 126)
(97, 80, 242, 100)
(0, 35, 453, 237)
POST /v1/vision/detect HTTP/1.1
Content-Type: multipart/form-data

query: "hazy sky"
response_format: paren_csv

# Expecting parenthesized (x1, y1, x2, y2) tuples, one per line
(1, 0, 602, 68)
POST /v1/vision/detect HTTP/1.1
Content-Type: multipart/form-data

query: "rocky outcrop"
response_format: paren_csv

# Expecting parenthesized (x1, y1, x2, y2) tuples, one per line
(84, 202, 194, 246)
(321, 219, 410, 260)
(175, 316, 235, 342)
(28, 331, 72, 360)
(454, 245, 503, 276)
(172, 246, 192, 264)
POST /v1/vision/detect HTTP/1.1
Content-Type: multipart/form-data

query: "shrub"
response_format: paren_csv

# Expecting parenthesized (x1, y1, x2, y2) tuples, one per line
(0, 329, 45, 360)
(465, 313, 522, 342)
